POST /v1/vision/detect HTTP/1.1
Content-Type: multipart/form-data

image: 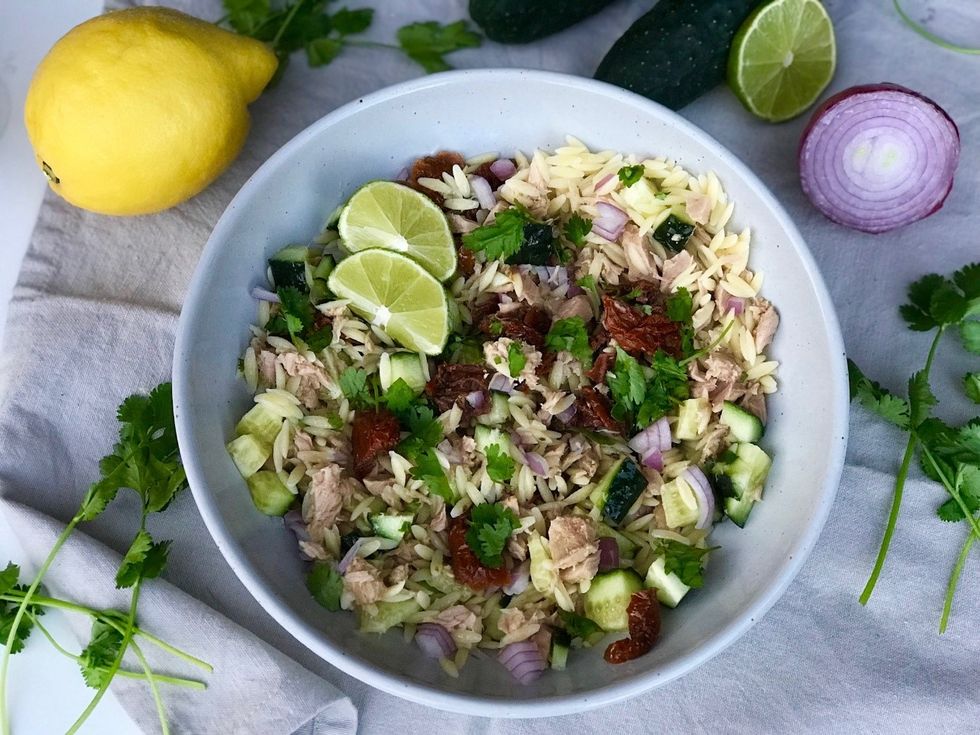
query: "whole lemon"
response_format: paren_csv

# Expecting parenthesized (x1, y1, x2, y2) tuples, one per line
(24, 6, 277, 216)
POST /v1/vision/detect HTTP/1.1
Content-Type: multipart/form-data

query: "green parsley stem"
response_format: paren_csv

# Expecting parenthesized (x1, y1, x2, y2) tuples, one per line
(679, 320, 735, 367)
(920, 445, 980, 541)
(270, 0, 308, 50)
(940, 528, 976, 634)
(0, 514, 81, 735)
(129, 639, 170, 735)
(345, 40, 400, 50)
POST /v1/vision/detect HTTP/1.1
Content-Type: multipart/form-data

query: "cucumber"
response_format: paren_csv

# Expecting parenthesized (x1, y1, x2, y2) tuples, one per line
(369, 513, 414, 542)
(712, 442, 771, 527)
(644, 556, 690, 608)
(269, 245, 310, 291)
(674, 397, 709, 441)
(660, 476, 700, 528)
(653, 212, 694, 252)
(469, 0, 616, 44)
(227, 434, 270, 478)
(550, 631, 571, 671)
(473, 425, 512, 455)
(619, 178, 661, 217)
(723, 493, 755, 528)
(379, 351, 427, 393)
(246, 471, 294, 516)
(357, 599, 420, 634)
(592, 458, 647, 525)
(584, 569, 643, 631)
(594, 0, 763, 110)
(234, 403, 283, 446)
(310, 254, 336, 303)
(476, 391, 510, 426)
(720, 401, 764, 442)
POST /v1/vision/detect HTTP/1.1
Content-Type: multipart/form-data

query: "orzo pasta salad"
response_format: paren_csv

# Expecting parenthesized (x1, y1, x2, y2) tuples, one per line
(226, 137, 779, 681)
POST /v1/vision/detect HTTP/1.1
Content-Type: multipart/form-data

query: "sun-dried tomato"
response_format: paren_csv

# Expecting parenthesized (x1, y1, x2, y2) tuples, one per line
(604, 589, 661, 663)
(350, 407, 401, 479)
(406, 151, 466, 205)
(571, 387, 624, 434)
(312, 310, 332, 331)
(478, 304, 552, 348)
(456, 238, 476, 277)
(613, 279, 662, 306)
(448, 516, 513, 591)
(601, 295, 682, 359)
(469, 297, 500, 327)
(590, 324, 609, 352)
(586, 350, 615, 384)
(425, 363, 490, 422)
(536, 350, 557, 378)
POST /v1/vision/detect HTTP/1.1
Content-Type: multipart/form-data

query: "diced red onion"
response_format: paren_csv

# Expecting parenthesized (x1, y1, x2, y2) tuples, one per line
(628, 417, 671, 456)
(488, 373, 515, 394)
(251, 286, 279, 302)
(594, 173, 615, 192)
(683, 467, 715, 530)
(395, 167, 410, 182)
(284, 509, 309, 543)
(502, 561, 530, 596)
(466, 391, 486, 409)
(799, 83, 960, 234)
(728, 296, 745, 316)
(415, 623, 457, 659)
(337, 538, 367, 574)
(490, 158, 517, 181)
(597, 537, 619, 572)
(555, 401, 577, 425)
(641, 449, 664, 472)
(594, 202, 628, 241)
(470, 175, 496, 210)
(498, 640, 547, 683)
(566, 283, 585, 297)
(520, 450, 549, 477)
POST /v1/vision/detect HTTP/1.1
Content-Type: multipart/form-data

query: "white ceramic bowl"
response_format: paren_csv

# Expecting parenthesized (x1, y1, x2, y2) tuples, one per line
(173, 69, 848, 717)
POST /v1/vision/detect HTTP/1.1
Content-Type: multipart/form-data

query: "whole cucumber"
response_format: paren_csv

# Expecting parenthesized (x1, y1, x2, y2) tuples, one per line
(469, 0, 617, 44)
(595, 0, 763, 110)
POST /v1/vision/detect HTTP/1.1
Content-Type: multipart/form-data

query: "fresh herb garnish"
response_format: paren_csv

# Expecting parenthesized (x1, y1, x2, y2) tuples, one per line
(849, 263, 980, 633)
(618, 165, 645, 187)
(396, 20, 481, 73)
(558, 609, 602, 642)
(545, 317, 593, 367)
(507, 342, 527, 378)
(462, 208, 527, 262)
(657, 540, 716, 588)
(666, 287, 693, 323)
(384, 378, 417, 413)
(484, 444, 516, 483)
(965, 372, 980, 404)
(465, 503, 519, 568)
(307, 562, 344, 611)
(564, 214, 593, 246)
(396, 405, 453, 502)
(606, 348, 689, 429)
(338, 366, 371, 405)
(577, 275, 598, 295)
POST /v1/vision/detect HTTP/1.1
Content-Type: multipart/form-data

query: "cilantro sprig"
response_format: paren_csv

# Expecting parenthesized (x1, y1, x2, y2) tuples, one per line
(617, 165, 645, 187)
(507, 342, 527, 378)
(462, 208, 527, 262)
(266, 286, 332, 351)
(0, 385, 211, 735)
(564, 214, 593, 246)
(545, 317, 593, 367)
(657, 540, 717, 589)
(465, 503, 519, 568)
(849, 263, 980, 632)
(606, 348, 689, 430)
(484, 444, 516, 484)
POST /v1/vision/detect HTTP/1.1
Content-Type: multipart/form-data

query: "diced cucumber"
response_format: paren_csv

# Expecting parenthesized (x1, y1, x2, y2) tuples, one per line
(379, 351, 427, 393)
(269, 245, 310, 290)
(234, 403, 283, 446)
(473, 425, 512, 455)
(592, 458, 647, 525)
(619, 177, 661, 217)
(227, 434, 270, 478)
(644, 556, 690, 608)
(596, 523, 638, 558)
(723, 493, 755, 528)
(653, 211, 694, 252)
(357, 599, 420, 634)
(550, 631, 571, 671)
(246, 470, 294, 516)
(660, 476, 700, 528)
(528, 532, 557, 593)
(720, 401, 764, 443)
(313, 254, 335, 281)
(309, 255, 336, 303)
(713, 442, 772, 528)
(584, 569, 643, 631)
(369, 513, 414, 542)
(477, 391, 510, 426)
(675, 397, 709, 441)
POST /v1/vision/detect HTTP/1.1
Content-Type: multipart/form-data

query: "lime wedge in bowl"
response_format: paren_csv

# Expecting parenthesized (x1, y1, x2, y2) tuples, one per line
(327, 249, 449, 355)
(338, 180, 456, 281)
(728, 0, 836, 123)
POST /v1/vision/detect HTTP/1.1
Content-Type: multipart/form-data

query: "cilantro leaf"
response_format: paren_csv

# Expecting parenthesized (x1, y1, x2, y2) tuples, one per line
(462, 208, 527, 262)
(305, 37, 343, 67)
(115, 530, 171, 589)
(965, 373, 980, 405)
(384, 378, 417, 413)
(307, 562, 344, 611)
(277, 286, 314, 340)
(330, 7, 373, 35)
(908, 370, 938, 428)
(485, 444, 515, 483)
(397, 405, 443, 461)
(666, 287, 693, 323)
(901, 273, 946, 331)
(545, 317, 593, 367)
(577, 275, 597, 295)
(0, 564, 18, 597)
(658, 540, 715, 588)
(558, 609, 602, 641)
(606, 348, 646, 424)
(78, 618, 124, 688)
(465, 503, 519, 568)
(962, 321, 980, 355)
(338, 367, 371, 407)
(564, 214, 592, 246)
(847, 359, 911, 430)
(413, 447, 454, 502)
(936, 465, 980, 522)
(223, 0, 272, 36)
(953, 263, 980, 301)
(618, 165, 645, 187)
(929, 281, 969, 325)
(396, 20, 481, 73)
(636, 353, 689, 428)
(0, 587, 42, 655)
(507, 342, 527, 378)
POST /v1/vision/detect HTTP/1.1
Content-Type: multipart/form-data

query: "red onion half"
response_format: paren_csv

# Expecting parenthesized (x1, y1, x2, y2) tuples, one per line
(416, 623, 457, 659)
(597, 537, 619, 572)
(629, 417, 671, 456)
(498, 640, 547, 683)
(594, 202, 628, 241)
(683, 467, 715, 530)
(490, 158, 517, 181)
(799, 83, 960, 234)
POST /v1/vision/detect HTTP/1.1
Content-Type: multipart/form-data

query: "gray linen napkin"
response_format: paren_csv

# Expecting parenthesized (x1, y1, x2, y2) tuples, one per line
(0, 500, 358, 735)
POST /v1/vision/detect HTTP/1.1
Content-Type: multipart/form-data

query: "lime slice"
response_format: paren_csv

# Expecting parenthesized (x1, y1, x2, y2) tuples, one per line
(327, 249, 449, 355)
(728, 0, 836, 123)
(338, 181, 456, 282)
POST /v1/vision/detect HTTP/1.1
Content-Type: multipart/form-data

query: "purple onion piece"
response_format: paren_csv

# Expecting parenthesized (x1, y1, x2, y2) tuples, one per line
(566, 283, 585, 297)
(641, 449, 664, 472)
(252, 286, 280, 302)
(489, 158, 517, 181)
(597, 537, 619, 572)
(594, 173, 615, 192)
(469, 175, 496, 210)
(498, 640, 546, 683)
(466, 390, 487, 409)
(728, 296, 746, 315)
(502, 560, 530, 596)
(415, 623, 457, 659)
(337, 538, 367, 574)
(555, 401, 577, 425)
(395, 167, 410, 182)
(684, 466, 716, 530)
(628, 417, 671, 456)
(284, 509, 310, 543)
(595, 201, 628, 241)
(521, 451, 549, 477)
(488, 373, 515, 394)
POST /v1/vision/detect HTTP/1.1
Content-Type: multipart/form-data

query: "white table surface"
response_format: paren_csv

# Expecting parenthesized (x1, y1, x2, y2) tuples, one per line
(0, 3, 139, 732)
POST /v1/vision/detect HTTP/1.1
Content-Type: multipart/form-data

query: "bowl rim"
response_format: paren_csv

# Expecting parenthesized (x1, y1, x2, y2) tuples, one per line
(173, 67, 849, 718)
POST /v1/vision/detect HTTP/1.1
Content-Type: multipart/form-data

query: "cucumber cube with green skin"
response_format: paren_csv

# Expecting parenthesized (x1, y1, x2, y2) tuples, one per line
(473, 425, 512, 455)
(246, 471, 294, 516)
(268, 245, 310, 291)
(379, 351, 427, 393)
(720, 401, 764, 442)
(653, 213, 694, 252)
(476, 391, 510, 426)
(227, 434, 270, 478)
(369, 513, 414, 542)
(713, 442, 772, 527)
(593, 458, 647, 525)
(619, 178, 661, 216)
(644, 556, 690, 607)
(660, 476, 700, 528)
(675, 397, 709, 441)
(358, 599, 420, 633)
(234, 403, 283, 446)
(550, 631, 571, 670)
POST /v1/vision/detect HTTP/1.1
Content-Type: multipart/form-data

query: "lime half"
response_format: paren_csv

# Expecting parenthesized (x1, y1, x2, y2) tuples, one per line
(338, 180, 456, 282)
(327, 249, 449, 355)
(728, 0, 836, 123)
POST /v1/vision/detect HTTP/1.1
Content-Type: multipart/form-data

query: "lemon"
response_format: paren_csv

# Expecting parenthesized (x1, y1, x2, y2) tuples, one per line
(23, 7, 277, 216)
(339, 181, 457, 281)
(328, 250, 450, 355)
